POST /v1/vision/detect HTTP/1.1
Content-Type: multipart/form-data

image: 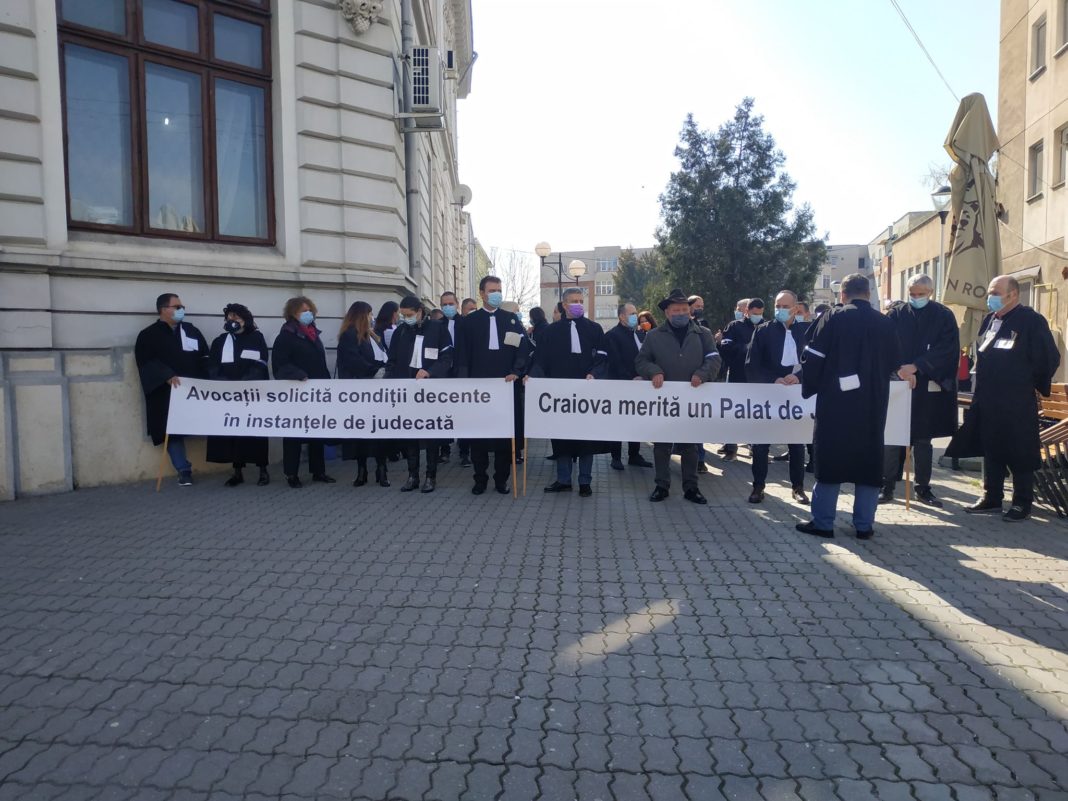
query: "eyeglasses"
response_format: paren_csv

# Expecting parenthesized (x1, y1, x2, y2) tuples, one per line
(166, 305, 185, 310)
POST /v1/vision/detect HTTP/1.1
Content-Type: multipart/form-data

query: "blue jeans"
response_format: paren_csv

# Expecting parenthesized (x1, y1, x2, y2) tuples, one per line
(557, 454, 593, 486)
(811, 482, 880, 531)
(166, 435, 192, 474)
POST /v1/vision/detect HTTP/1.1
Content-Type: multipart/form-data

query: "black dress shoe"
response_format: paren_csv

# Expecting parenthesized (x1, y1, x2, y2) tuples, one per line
(516, 456, 524, 465)
(965, 497, 1003, 514)
(796, 521, 834, 538)
(722, 452, 736, 462)
(312, 474, 336, 484)
(287, 475, 303, 489)
(257, 467, 270, 486)
(877, 489, 894, 504)
(610, 459, 625, 471)
(546, 454, 558, 461)
(579, 484, 592, 497)
(915, 487, 943, 508)
(748, 488, 765, 504)
(649, 487, 670, 502)
(544, 481, 572, 493)
(400, 475, 419, 492)
(224, 468, 244, 487)
(855, 529, 874, 540)
(460, 456, 472, 467)
(628, 455, 653, 468)
(421, 477, 436, 493)
(791, 487, 810, 505)
(771, 453, 790, 462)
(1003, 505, 1031, 522)
(375, 465, 390, 488)
(353, 466, 368, 487)
(805, 461, 813, 473)
(495, 482, 510, 495)
(697, 462, 709, 474)
(471, 483, 487, 495)
(684, 488, 707, 505)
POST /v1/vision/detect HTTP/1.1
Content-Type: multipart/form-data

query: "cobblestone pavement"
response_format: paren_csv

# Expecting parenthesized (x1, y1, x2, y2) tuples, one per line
(2, 442, 1068, 801)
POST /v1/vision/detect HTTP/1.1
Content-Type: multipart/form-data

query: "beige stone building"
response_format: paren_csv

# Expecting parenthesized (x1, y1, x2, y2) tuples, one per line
(809, 244, 875, 307)
(0, 0, 478, 498)
(998, 0, 1068, 378)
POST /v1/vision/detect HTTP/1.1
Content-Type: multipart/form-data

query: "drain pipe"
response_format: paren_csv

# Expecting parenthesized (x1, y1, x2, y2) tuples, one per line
(401, 0, 422, 289)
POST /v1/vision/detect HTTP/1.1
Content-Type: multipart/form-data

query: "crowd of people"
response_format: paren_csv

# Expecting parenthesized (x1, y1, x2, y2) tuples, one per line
(135, 270, 1060, 535)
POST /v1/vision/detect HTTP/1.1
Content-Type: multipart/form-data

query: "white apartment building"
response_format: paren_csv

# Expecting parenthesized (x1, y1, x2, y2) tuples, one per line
(0, 0, 477, 498)
(810, 244, 876, 307)
(538, 245, 655, 329)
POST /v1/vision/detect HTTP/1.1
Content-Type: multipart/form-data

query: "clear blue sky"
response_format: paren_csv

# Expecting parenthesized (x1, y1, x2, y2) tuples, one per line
(458, 0, 999, 256)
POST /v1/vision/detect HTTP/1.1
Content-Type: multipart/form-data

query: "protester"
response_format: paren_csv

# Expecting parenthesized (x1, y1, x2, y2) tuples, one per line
(604, 301, 653, 470)
(438, 291, 463, 465)
(374, 301, 399, 349)
(688, 294, 710, 330)
(135, 292, 209, 486)
(455, 276, 529, 494)
(529, 306, 549, 345)
(337, 301, 390, 488)
(637, 310, 656, 332)
(957, 348, 973, 392)
(461, 297, 477, 317)
(958, 275, 1059, 521)
(745, 290, 808, 505)
(796, 274, 903, 539)
(880, 275, 959, 507)
(272, 296, 335, 488)
(500, 301, 528, 465)
(384, 296, 453, 493)
(551, 301, 565, 323)
(716, 298, 763, 461)
(636, 287, 722, 505)
(205, 303, 270, 487)
(528, 287, 610, 496)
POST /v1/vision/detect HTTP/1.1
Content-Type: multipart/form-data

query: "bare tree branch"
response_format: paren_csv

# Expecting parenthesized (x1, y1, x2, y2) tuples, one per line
(488, 247, 541, 309)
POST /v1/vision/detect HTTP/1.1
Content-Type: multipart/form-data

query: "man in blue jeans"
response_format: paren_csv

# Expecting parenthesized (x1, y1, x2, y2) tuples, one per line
(795, 274, 905, 539)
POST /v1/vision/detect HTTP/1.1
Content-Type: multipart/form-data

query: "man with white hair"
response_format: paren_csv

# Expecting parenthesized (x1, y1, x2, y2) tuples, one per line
(881, 274, 959, 507)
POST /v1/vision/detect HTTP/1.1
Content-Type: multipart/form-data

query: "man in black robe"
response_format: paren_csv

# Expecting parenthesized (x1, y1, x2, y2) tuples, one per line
(745, 290, 809, 505)
(527, 286, 610, 497)
(437, 290, 465, 465)
(796, 274, 904, 540)
(134, 293, 208, 486)
(385, 296, 454, 493)
(455, 275, 530, 495)
(881, 275, 959, 506)
(962, 275, 1060, 521)
(604, 301, 652, 470)
(716, 298, 764, 461)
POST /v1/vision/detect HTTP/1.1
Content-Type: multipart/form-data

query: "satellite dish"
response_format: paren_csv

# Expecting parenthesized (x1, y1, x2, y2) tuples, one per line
(455, 184, 473, 207)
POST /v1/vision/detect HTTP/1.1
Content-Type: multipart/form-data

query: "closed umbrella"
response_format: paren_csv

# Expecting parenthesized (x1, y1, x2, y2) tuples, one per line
(941, 93, 1000, 347)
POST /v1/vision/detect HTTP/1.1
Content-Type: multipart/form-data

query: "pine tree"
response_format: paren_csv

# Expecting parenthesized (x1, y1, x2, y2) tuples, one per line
(615, 247, 669, 318)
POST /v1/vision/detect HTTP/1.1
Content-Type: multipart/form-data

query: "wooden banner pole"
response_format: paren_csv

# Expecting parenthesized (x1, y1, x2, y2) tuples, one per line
(156, 433, 170, 493)
(511, 437, 517, 499)
(904, 445, 912, 512)
(523, 438, 528, 497)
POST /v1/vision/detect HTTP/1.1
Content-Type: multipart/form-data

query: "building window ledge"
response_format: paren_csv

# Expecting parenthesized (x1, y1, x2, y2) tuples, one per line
(1056, 41, 1068, 59)
(1053, 181, 1066, 190)
(1027, 191, 1045, 204)
(1030, 64, 1048, 81)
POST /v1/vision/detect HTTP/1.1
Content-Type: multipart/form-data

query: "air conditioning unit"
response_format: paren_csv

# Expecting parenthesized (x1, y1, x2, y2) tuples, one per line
(409, 46, 442, 114)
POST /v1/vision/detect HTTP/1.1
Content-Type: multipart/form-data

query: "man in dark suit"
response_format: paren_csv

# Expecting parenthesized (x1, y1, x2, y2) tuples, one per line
(604, 301, 653, 470)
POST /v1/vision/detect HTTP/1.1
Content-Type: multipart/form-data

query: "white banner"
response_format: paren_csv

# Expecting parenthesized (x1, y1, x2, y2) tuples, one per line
(166, 378, 515, 438)
(524, 379, 912, 446)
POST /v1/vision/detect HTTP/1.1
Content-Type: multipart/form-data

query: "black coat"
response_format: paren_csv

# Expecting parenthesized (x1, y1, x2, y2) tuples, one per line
(336, 329, 387, 379)
(272, 322, 330, 381)
(205, 328, 270, 465)
(718, 318, 756, 383)
(801, 299, 902, 486)
(530, 320, 550, 348)
(604, 322, 645, 380)
(384, 319, 453, 379)
(970, 305, 1060, 471)
(455, 308, 529, 378)
(134, 319, 209, 445)
(529, 316, 611, 456)
(886, 301, 959, 441)
(745, 321, 806, 384)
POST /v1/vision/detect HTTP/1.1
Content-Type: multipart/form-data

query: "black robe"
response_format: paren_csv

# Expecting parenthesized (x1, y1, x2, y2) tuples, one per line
(336, 329, 388, 460)
(604, 322, 645, 381)
(205, 329, 270, 465)
(528, 316, 611, 456)
(718, 318, 756, 383)
(800, 299, 902, 486)
(385, 319, 453, 379)
(134, 319, 209, 445)
(886, 301, 959, 441)
(965, 305, 1059, 472)
(745, 320, 807, 383)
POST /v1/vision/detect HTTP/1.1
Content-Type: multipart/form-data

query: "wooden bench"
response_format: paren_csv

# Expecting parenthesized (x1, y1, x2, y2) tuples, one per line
(1041, 384, 1068, 420)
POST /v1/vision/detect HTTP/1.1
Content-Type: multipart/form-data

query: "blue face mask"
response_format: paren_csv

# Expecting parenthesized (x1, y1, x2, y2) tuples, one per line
(734, 310, 744, 321)
(909, 297, 929, 310)
(626, 313, 639, 329)
(749, 313, 763, 325)
(400, 313, 419, 326)
(987, 294, 1003, 313)
(298, 310, 314, 326)
(515, 313, 524, 324)
(442, 304, 457, 318)
(171, 307, 185, 322)
(486, 291, 503, 308)
(795, 314, 807, 323)
(774, 308, 792, 324)
(669, 313, 690, 329)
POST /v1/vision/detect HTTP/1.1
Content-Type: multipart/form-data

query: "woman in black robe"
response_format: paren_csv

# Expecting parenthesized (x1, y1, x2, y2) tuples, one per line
(206, 303, 271, 487)
(337, 301, 391, 487)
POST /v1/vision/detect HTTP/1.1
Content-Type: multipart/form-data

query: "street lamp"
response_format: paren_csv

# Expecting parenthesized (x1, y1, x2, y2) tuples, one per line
(535, 241, 587, 301)
(931, 185, 952, 301)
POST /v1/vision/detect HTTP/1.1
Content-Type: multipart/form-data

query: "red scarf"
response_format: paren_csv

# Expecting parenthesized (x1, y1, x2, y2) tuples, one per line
(298, 323, 319, 342)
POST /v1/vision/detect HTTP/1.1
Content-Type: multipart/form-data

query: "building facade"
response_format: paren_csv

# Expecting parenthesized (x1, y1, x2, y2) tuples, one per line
(809, 244, 874, 307)
(998, 0, 1068, 379)
(538, 245, 655, 329)
(0, 0, 477, 499)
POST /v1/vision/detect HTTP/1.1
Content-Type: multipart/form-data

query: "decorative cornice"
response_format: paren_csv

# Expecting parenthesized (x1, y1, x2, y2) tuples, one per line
(338, 0, 383, 35)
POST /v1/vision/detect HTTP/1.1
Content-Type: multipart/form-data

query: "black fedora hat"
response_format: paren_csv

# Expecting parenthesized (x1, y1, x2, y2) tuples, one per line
(658, 287, 690, 311)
